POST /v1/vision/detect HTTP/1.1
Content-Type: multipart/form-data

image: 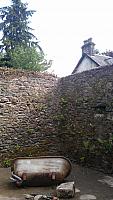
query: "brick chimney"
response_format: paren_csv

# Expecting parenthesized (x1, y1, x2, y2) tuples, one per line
(81, 38, 95, 56)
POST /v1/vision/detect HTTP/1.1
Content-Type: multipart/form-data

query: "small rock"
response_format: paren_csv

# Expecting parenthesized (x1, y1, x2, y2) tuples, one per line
(34, 195, 59, 200)
(98, 176, 113, 187)
(34, 195, 48, 200)
(0, 97, 9, 103)
(75, 188, 80, 199)
(56, 181, 75, 198)
(0, 103, 4, 108)
(52, 197, 59, 200)
(80, 194, 96, 200)
(24, 194, 34, 200)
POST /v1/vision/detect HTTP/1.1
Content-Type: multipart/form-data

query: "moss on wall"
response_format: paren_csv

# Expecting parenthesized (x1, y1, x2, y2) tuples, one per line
(53, 65, 113, 173)
(0, 67, 62, 166)
(1, 66, 113, 172)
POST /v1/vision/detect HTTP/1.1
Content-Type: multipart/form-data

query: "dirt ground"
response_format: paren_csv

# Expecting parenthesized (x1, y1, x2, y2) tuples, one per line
(0, 164, 113, 200)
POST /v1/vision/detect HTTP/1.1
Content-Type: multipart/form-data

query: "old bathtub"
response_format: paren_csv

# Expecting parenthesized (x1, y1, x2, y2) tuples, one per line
(10, 156, 72, 186)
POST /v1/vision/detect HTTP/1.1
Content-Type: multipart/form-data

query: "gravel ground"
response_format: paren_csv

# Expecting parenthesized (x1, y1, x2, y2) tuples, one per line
(0, 164, 113, 199)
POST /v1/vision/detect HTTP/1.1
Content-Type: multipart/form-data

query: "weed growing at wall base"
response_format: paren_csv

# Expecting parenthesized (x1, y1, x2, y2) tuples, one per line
(3, 159, 11, 167)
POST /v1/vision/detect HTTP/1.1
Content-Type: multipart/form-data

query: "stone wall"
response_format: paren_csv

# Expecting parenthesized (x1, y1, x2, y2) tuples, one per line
(1, 66, 113, 172)
(53, 65, 113, 172)
(0, 67, 61, 165)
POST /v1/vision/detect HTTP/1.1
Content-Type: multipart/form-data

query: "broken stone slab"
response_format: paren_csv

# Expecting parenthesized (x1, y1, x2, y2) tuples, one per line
(75, 188, 80, 199)
(34, 195, 46, 200)
(80, 194, 96, 200)
(56, 181, 75, 198)
(24, 194, 34, 200)
(34, 195, 59, 200)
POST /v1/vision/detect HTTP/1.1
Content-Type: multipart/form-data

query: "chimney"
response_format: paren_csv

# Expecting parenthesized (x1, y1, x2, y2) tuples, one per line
(81, 38, 95, 56)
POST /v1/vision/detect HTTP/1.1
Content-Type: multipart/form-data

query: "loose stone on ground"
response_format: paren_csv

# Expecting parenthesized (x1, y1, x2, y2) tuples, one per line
(75, 188, 80, 199)
(24, 195, 59, 200)
(80, 194, 96, 200)
(56, 181, 75, 198)
(24, 182, 78, 199)
(24, 194, 34, 199)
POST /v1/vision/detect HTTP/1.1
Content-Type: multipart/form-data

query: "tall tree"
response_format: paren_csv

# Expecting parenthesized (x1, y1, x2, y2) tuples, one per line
(0, 0, 51, 71)
(0, 0, 42, 53)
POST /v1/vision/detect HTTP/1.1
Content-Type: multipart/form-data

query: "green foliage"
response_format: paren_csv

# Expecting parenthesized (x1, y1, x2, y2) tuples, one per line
(83, 140, 90, 150)
(8, 45, 51, 71)
(0, 0, 38, 52)
(60, 97, 68, 106)
(3, 159, 11, 167)
(97, 137, 113, 153)
(0, 0, 51, 71)
(15, 144, 21, 151)
(82, 135, 113, 159)
(27, 128, 34, 135)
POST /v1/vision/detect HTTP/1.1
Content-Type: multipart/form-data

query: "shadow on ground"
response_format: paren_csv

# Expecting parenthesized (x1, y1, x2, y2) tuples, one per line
(0, 164, 113, 200)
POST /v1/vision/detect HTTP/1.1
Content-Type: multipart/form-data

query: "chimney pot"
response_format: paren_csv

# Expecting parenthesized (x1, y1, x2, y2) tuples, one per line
(81, 38, 95, 56)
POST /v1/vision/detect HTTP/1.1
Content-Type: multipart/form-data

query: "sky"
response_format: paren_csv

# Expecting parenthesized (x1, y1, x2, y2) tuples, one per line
(0, 0, 113, 77)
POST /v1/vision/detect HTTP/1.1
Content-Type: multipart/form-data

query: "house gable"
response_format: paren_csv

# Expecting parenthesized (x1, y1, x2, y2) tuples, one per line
(72, 54, 99, 74)
(72, 38, 113, 74)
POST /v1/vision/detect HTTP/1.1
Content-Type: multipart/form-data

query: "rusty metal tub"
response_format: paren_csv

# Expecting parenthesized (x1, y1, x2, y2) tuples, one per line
(10, 156, 72, 186)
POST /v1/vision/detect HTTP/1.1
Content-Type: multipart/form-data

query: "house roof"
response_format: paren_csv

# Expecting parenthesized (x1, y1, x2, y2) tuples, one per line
(72, 53, 113, 74)
(91, 54, 113, 66)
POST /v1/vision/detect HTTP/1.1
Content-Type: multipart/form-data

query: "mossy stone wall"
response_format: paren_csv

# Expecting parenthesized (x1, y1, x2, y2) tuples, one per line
(1, 66, 113, 172)
(0, 68, 61, 165)
(54, 65, 113, 172)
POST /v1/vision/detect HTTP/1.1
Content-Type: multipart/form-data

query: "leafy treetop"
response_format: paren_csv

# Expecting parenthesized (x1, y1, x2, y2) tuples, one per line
(0, 0, 51, 71)
(0, 0, 41, 53)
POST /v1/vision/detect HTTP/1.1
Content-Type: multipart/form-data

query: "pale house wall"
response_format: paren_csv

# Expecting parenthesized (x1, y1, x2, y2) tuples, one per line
(76, 57, 98, 73)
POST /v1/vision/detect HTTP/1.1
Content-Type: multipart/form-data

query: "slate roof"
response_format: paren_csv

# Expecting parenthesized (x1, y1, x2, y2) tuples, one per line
(91, 54, 113, 66)
(72, 54, 113, 74)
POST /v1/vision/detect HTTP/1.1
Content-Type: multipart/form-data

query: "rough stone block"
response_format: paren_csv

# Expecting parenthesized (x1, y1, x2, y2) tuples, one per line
(24, 194, 34, 200)
(34, 195, 45, 200)
(75, 188, 80, 199)
(34, 195, 59, 200)
(56, 181, 75, 198)
(80, 194, 96, 199)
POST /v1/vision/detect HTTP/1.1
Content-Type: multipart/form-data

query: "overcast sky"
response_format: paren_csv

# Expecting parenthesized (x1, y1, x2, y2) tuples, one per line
(1, 0, 113, 77)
